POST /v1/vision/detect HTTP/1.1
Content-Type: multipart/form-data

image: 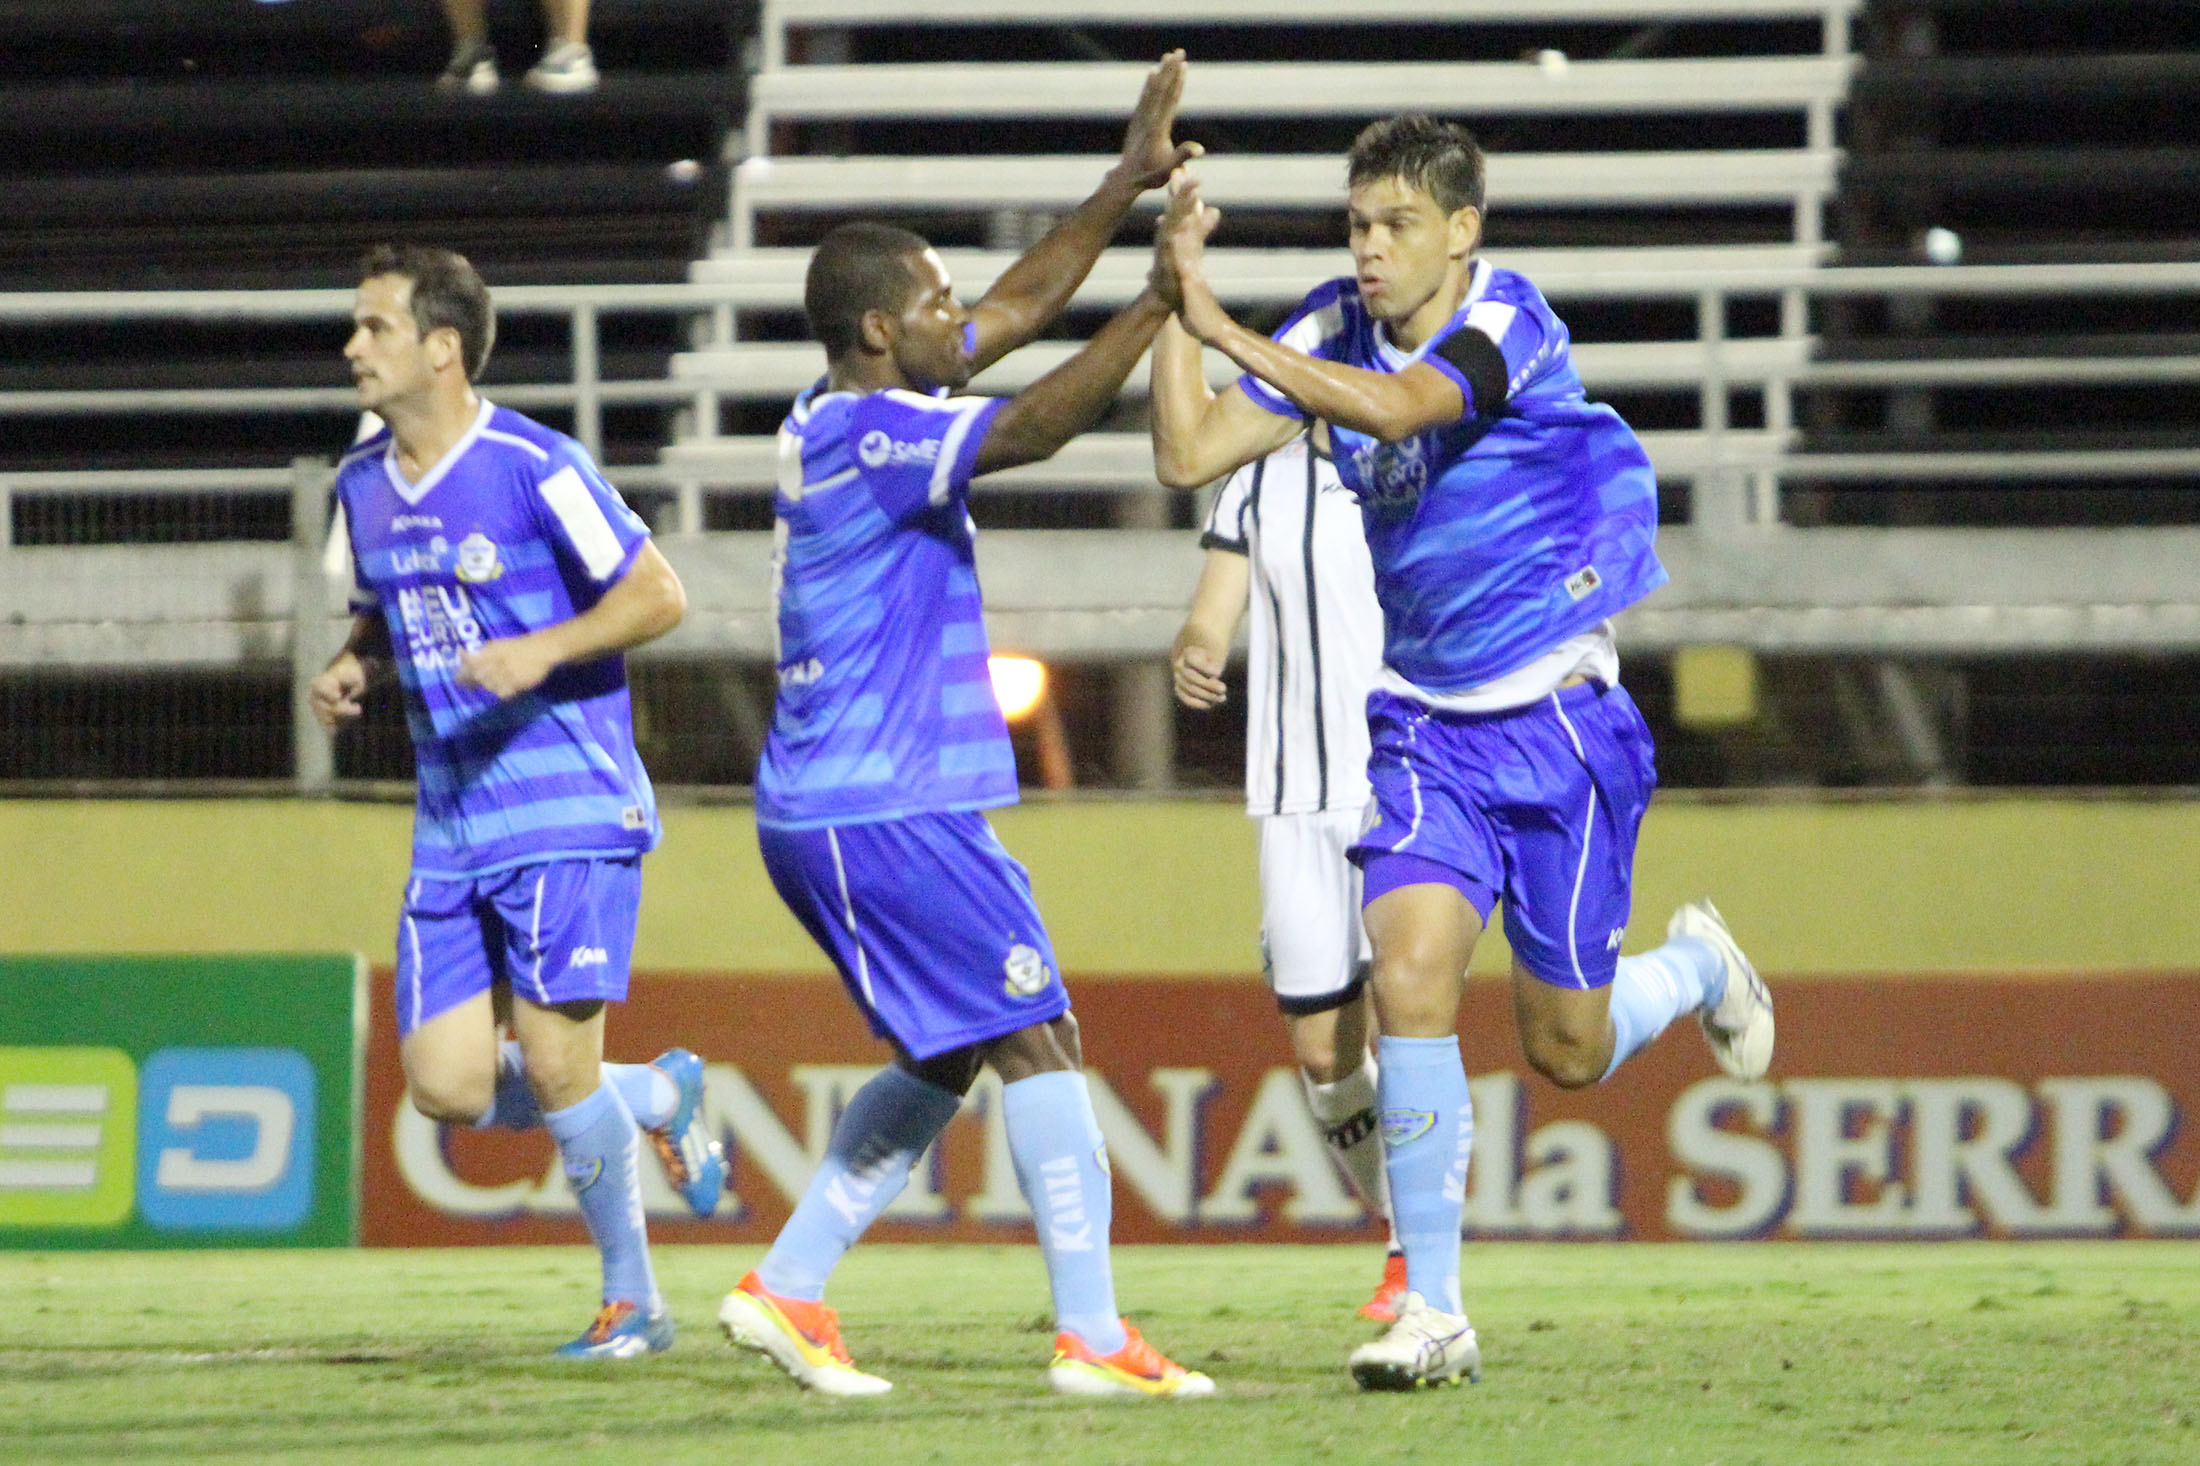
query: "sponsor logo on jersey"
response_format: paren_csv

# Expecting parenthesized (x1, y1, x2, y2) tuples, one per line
(1565, 565, 1603, 601)
(396, 584, 484, 673)
(777, 656, 825, 687)
(621, 805, 648, 831)
(391, 514, 444, 532)
(453, 532, 503, 584)
(1379, 1107, 1437, 1147)
(857, 430, 942, 469)
(388, 536, 448, 575)
(1002, 943, 1053, 998)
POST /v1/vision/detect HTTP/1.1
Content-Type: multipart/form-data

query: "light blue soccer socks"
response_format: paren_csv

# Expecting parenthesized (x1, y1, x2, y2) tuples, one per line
(1602, 935, 1727, 1079)
(543, 1082, 659, 1311)
(1375, 1035, 1474, 1317)
(473, 1039, 675, 1132)
(1003, 1071, 1127, 1354)
(756, 1064, 963, 1303)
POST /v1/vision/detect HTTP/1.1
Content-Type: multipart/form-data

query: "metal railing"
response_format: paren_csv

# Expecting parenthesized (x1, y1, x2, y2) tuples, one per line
(8, 260, 2198, 536)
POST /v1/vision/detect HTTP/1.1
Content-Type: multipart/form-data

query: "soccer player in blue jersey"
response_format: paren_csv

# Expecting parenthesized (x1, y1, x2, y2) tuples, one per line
(714, 53, 1214, 1400)
(309, 244, 726, 1359)
(1149, 116, 1776, 1390)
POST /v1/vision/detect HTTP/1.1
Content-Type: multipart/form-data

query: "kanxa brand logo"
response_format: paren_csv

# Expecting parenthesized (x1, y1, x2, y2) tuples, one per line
(567, 947, 611, 970)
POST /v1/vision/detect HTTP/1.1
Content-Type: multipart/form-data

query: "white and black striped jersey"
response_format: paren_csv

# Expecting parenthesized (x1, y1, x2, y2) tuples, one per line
(1201, 436, 1382, 817)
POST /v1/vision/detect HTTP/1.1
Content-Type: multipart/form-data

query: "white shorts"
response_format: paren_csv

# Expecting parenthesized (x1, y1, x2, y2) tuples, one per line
(1257, 805, 1372, 1014)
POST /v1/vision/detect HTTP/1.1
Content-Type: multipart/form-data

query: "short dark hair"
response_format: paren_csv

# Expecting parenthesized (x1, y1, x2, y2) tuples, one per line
(805, 222, 932, 360)
(1346, 115, 1486, 217)
(359, 243, 496, 380)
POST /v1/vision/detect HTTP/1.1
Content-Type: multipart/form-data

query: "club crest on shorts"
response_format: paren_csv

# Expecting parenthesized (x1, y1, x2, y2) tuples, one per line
(1380, 1107, 1437, 1147)
(1002, 943, 1053, 998)
(453, 531, 503, 583)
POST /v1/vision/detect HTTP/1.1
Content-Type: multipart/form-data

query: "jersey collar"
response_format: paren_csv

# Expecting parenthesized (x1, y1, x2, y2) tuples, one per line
(1372, 257, 1490, 370)
(382, 397, 494, 506)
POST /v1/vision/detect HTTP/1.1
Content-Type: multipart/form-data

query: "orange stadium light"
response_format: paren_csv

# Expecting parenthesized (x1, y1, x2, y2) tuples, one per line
(987, 656, 1048, 722)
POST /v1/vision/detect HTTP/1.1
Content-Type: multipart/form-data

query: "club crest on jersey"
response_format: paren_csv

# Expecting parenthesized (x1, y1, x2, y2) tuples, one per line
(453, 532, 503, 583)
(1351, 435, 1431, 513)
(1380, 1107, 1437, 1147)
(1002, 943, 1053, 998)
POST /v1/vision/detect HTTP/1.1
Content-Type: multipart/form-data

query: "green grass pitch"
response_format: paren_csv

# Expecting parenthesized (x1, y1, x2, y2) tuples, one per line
(3, 1242, 2195, 1466)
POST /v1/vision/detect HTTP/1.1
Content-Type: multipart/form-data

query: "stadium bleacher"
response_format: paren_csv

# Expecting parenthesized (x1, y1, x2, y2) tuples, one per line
(3, 0, 2199, 788)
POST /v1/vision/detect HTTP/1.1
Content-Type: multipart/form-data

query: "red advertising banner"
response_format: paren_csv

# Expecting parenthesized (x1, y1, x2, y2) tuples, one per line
(361, 972, 2200, 1246)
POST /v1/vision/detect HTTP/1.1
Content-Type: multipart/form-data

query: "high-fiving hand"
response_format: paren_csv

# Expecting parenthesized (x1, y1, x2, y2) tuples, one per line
(1114, 51, 1204, 191)
(1155, 169, 1225, 328)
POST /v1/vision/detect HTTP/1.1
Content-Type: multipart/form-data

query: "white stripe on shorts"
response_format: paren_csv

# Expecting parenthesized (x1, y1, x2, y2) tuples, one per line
(404, 879, 424, 1031)
(1549, 691, 1595, 989)
(1387, 709, 1429, 853)
(826, 828, 878, 1010)
(527, 871, 551, 1005)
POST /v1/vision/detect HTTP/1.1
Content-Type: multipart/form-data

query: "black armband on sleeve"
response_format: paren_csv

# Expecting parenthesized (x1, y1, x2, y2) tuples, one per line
(1432, 327, 1509, 416)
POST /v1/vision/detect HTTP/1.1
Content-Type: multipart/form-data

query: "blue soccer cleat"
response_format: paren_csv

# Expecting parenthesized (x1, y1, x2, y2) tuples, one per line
(644, 1048, 727, 1218)
(554, 1300, 674, 1360)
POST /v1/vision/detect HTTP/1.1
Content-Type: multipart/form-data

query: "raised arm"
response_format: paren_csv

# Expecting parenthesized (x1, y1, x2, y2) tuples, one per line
(972, 290, 1172, 474)
(1161, 177, 1466, 447)
(965, 50, 1200, 372)
(457, 541, 687, 701)
(1171, 547, 1250, 710)
(1151, 313, 1299, 489)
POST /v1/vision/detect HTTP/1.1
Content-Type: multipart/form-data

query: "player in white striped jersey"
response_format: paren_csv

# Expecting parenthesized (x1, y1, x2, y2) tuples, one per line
(1172, 432, 1404, 1321)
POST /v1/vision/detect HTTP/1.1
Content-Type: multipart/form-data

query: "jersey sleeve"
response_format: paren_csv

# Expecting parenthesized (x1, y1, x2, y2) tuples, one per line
(326, 496, 377, 614)
(1423, 298, 1552, 419)
(532, 447, 651, 587)
(1199, 457, 1257, 554)
(1237, 281, 1350, 419)
(848, 389, 1007, 522)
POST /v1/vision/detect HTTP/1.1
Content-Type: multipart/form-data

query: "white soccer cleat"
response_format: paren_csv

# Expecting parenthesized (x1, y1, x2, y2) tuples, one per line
(718, 1273, 892, 1397)
(1347, 1292, 1481, 1391)
(1671, 899, 1775, 1080)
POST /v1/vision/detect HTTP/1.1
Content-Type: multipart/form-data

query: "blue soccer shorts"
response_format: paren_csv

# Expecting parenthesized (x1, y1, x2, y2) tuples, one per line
(759, 809, 1069, 1060)
(1350, 681, 1658, 990)
(394, 856, 641, 1037)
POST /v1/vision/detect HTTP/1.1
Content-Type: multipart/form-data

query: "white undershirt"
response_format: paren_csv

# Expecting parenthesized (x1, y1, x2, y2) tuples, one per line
(1376, 621, 1620, 714)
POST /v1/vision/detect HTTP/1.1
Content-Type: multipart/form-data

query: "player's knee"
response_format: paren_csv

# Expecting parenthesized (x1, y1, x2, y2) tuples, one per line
(1287, 1026, 1344, 1081)
(408, 1075, 491, 1125)
(516, 1049, 599, 1112)
(1520, 1025, 1607, 1090)
(1369, 968, 1458, 1035)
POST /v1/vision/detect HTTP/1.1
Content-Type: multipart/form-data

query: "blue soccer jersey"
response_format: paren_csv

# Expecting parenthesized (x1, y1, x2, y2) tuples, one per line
(1240, 260, 1668, 693)
(335, 400, 661, 878)
(756, 382, 1013, 829)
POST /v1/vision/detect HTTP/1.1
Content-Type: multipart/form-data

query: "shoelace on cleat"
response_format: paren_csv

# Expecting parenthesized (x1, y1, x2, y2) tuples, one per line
(646, 1128, 691, 1186)
(584, 1300, 638, 1344)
